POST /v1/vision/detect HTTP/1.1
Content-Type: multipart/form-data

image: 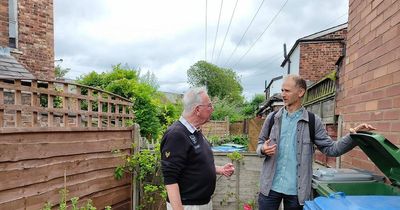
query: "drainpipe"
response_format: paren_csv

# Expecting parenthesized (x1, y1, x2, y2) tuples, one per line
(283, 43, 291, 74)
(336, 115, 343, 169)
(335, 51, 344, 169)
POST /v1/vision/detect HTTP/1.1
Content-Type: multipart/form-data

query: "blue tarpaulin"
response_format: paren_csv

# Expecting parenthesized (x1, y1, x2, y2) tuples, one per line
(212, 143, 246, 152)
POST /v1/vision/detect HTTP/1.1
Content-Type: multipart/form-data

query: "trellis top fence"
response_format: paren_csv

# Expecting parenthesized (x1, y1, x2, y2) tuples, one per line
(0, 78, 134, 128)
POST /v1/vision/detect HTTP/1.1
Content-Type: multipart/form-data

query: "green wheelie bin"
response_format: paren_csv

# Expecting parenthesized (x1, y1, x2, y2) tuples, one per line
(314, 131, 400, 197)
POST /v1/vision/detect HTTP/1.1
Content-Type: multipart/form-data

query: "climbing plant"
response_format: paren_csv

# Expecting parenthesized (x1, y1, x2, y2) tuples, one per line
(114, 143, 166, 210)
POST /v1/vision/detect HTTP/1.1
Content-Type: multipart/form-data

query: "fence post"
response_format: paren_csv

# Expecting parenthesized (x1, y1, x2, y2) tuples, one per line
(15, 79, 22, 127)
(243, 118, 250, 135)
(47, 81, 54, 127)
(0, 84, 3, 128)
(225, 116, 230, 136)
(31, 80, 38, 127)
(132, 123, 141, 209)
(76, 86, 81, 127)
(98, 93, 103, 128)
(63, 83, 69, 127)
(236, 160, 240, 210)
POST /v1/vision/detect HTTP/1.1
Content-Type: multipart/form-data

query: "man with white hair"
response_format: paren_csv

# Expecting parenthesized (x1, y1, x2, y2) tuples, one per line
(161, 87, 235, 210)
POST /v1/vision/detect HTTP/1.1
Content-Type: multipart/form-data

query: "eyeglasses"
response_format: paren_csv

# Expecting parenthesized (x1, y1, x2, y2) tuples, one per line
(198, 103, 213, 108)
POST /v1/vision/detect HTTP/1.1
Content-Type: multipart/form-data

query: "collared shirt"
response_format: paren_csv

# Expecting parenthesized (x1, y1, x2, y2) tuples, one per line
(271, 108, 303, 195)
(161, 118, 216, 205)
(257, 107, 358, 204)
(179, 116, 197, 134)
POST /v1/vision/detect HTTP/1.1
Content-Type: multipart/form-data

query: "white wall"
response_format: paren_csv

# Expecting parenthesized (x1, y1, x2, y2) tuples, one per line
(275, 45, 301, 95)
(290, 46, 300, 75)
(270, 79, 283, 95)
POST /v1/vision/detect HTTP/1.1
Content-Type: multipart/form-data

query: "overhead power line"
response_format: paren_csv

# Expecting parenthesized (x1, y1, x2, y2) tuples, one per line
(216, 0, 240, 64)
(247, 52, 281, 70)
(211, 0, 224, 63)
(205, 0, 208, 61)
(247, 55, 282, 78)
(231, 0, 289, 69)
(223, 0, 267, 67)
(322, 12, 348, 29)
(233, 52, 281, 79)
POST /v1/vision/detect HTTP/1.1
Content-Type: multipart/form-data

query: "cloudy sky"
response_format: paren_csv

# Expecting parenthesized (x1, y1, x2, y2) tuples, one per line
(54, 0, 348, 100)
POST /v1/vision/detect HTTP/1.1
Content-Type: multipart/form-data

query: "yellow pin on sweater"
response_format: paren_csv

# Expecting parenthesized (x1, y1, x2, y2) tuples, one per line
(165, 151, 170, 158)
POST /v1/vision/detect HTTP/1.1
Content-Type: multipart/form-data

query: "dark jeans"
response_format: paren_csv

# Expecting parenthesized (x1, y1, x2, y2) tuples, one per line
(258, 190, 303, 210)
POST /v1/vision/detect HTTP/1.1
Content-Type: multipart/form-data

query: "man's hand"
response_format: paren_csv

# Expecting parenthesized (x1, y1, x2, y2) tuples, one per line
(262, 139, 277, 156)
(349, 123, 376, 134)
(165, 184, 184, 210)
(217, 163, 235, 177)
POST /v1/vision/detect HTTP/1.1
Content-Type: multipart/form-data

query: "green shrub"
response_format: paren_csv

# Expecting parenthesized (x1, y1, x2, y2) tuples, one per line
(41, 189, 110, 210)
(208, 135, 221, 145)
(227, 151, 244, 162)
(114, 143, 166, 210)
(77, 64, 181, 141)
(213, 135, 249, 150)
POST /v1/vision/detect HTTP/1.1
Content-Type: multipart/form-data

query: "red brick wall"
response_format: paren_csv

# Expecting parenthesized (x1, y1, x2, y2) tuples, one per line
(299, 41, 345, 82)
(319, 29, 348, 40)
(315, 124, 338, 167)
(0, 1, 8, 45)
(0, 0, 54, 79)
(299, 28, 347, 82)
(336, 0, 400, 173)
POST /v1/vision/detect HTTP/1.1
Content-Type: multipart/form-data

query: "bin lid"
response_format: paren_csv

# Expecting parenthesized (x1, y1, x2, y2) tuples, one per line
(305, 192, 400, 210)
(313, 168, 375, 182)
(350, 132, 400, 186)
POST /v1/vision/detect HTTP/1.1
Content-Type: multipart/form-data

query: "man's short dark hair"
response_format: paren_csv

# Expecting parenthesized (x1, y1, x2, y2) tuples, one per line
(285, 75, 307, 91)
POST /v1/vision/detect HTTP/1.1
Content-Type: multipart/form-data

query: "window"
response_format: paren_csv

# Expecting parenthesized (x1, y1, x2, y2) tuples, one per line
(8, 0, 18, 48)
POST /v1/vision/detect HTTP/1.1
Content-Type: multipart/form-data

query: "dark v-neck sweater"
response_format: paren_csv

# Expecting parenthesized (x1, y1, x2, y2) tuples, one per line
(161, 121, 216, 205)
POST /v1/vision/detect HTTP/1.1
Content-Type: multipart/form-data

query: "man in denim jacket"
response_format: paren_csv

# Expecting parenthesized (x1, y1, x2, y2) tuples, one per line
(256, 75, 375, 210)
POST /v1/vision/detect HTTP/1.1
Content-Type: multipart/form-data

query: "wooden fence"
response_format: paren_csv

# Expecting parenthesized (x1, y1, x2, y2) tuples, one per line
(230, 121, 246, 136)
(247, 118, 264, 152)
(0, 78, 136, 210)
(202, 117, 264, 152)
(201, 117, 230, 138)
(0, 126, 136, 210)
(0, 78, 134, 128)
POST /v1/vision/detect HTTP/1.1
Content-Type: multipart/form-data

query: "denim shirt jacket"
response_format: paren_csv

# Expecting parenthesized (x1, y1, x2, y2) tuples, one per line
(256, 107, 357, 205)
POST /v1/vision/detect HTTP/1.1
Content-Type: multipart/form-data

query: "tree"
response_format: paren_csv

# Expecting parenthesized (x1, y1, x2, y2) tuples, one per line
(211, 97, 244, 122)
(138, 70, 160, 90)
(55, 64, 70, 79)
(242, 94, 265, 117)
(187, 61, 243, 103)
(211, 94, 265, 122)
(77, 64, 181, 140)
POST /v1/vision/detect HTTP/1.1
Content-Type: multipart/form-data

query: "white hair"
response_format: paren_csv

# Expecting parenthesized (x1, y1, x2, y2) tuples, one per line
(182, 86, 208, 116)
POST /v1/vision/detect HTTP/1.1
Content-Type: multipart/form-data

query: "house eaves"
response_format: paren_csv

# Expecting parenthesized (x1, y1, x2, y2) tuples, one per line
(265, 75, 283, 90)
(256, 93, 283, 116)
(281, 23, 348, 67)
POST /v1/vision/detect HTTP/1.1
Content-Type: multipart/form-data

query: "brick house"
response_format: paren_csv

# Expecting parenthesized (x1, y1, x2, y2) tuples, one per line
(0, 0, 54, 79)
(258, 23, 347, 119)
(281, 23, 347, 83)
(336, 0, 400, 173)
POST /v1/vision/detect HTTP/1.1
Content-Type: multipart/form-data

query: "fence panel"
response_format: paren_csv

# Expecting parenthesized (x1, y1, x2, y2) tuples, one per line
(230, 121, 245, 136)
(247, 118, 264, 152)
(202, 118, 230, 138)
(0, 127, 136, 210)
(0, 79, 134, 128)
